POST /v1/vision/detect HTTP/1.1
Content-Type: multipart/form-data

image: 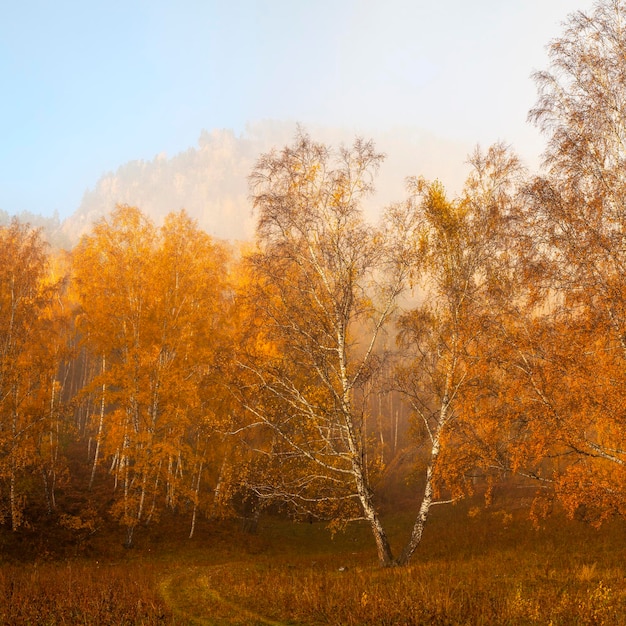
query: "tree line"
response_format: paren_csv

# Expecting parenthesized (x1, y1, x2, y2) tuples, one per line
(2, 0, 626, 566)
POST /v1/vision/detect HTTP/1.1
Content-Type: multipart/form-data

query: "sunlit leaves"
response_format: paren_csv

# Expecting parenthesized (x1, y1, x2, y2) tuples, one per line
(0, 220, 67, 529)
(72, 205, 231, 543)
(392, 153, 524, 563)
(517, 0, 626, 522)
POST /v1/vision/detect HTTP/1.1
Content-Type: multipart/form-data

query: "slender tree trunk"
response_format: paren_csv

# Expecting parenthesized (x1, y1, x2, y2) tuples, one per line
(394, 407, 399, 455)
(10, 470, 19, 531)
(166, 455, 174, 507)
(50, 467, 57, 510)
(41, 468, 52, 515)
(361, 487, 395, 566)
(122, 453, 135, 548)
(43, 378, 58, 512)
(147, 459, 162, 523)
(209, 453, 228, 519)
(397, 434, 441, 565)
(397, 365, 451, 567)
(340, 340, 395, 566)
(348, 423, 395, 566)
(189, 459, 204, 539)
(137, 472, 147, 523)
(89, 355, 106, 490)
(10, 399, 20, 531)
(110, 449, 120, 489)
(125, 524, 135, 549)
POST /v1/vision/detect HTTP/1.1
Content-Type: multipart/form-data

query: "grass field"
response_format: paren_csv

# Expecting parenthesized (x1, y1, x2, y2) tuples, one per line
(1, 500, 625, 624)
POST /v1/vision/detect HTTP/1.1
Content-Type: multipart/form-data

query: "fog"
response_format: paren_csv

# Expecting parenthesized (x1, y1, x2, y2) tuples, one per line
(61, 120, 489, 244)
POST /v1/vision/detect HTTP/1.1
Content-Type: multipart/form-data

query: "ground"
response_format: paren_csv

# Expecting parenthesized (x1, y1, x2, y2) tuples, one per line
(1, 497, 625, 624)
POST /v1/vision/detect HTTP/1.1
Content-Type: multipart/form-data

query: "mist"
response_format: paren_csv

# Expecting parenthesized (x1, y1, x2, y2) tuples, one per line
(60, 120, 483, 245)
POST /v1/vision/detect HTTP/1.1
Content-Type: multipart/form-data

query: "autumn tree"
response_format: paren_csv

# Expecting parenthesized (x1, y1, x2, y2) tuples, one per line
(154, 211, 235, 537)
(235, 131, 450, 566)
(391, 143, 526, 563)
(527, 0, 626, 313)
(514, 0, 626, 519)
(0, 220, 68, 529)
(72, 206, 231, 545)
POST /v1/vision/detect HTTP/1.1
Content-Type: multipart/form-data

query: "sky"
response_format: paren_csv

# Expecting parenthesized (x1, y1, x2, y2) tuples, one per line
(0, 0, 596, 220)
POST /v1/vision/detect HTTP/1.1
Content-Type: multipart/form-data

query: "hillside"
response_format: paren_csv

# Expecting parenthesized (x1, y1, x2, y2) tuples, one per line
(59, 122, 473, 246)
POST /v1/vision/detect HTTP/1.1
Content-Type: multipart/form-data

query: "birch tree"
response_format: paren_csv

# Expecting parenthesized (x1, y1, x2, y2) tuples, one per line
(73, 206, 231, 545)
(393, 144, 524, 564)
(236, 132, 426, 566)
(0, 220, 67, 529)
(515, 0, 626, 520)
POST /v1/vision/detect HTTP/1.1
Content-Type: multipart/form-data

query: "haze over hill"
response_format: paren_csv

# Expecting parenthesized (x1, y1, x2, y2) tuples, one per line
(60, 121, 478, 245)
(2, 1, 596, 241)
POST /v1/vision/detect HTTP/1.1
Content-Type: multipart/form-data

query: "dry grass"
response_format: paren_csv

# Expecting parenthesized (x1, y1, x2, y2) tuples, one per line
(164, 505, 626, 625)
(1, 502, 626, 624)
(0, 561, 172, 625)
(177, 555, 623, 625)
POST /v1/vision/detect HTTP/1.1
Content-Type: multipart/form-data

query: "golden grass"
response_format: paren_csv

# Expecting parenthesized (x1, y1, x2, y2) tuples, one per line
(162, 506, 626, 625)
(0, 561, 171, 625)
(177, 553, 623, 625)
(1, 502, 626, 624)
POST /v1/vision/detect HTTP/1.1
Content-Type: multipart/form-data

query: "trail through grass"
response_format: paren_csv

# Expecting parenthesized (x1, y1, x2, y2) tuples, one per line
(161, 565, 293, 626)
(154, 507, 626, 625)
(2, 503, 626, 624)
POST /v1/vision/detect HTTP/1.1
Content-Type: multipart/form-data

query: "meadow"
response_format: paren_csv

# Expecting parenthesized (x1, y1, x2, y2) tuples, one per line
(1, 496, 625, 625)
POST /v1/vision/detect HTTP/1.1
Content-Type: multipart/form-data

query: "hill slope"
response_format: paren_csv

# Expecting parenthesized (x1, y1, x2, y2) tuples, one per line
(61, 121, 473, 245)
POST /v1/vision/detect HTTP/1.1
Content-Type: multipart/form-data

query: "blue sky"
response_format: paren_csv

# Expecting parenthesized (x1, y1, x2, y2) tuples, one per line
(1, 0, 594, 220)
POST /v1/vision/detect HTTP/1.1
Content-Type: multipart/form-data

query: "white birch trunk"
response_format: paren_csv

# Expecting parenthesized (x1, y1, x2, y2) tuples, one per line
(89, 355, 106, 490)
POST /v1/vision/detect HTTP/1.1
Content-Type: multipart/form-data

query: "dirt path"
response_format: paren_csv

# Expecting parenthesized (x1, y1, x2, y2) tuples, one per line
(159, 565, 292, 626)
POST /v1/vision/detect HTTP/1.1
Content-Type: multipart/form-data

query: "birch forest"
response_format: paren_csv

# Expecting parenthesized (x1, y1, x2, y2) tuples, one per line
(3, 0, 626, 570)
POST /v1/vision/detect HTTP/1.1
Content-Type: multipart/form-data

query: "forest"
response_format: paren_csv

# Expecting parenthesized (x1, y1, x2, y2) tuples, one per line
(3, 1, 626, 623)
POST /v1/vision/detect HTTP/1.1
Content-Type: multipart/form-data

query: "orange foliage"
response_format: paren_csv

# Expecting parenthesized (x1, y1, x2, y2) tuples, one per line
(0, 220, 68, 529)
(71, 206, 232, 543)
